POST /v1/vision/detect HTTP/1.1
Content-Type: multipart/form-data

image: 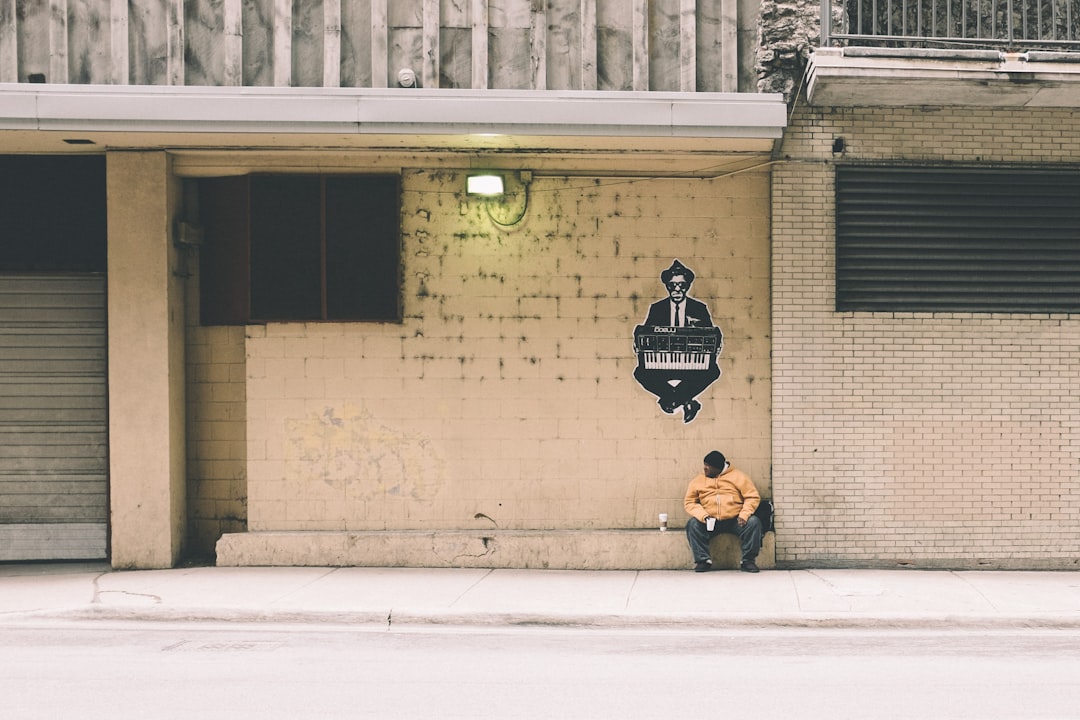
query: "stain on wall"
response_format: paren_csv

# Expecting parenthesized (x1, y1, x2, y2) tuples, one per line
(245, 168, 772, 533)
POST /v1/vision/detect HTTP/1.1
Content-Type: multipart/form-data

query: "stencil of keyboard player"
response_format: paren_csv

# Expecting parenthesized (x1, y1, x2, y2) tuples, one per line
(633, 259, 722, 423)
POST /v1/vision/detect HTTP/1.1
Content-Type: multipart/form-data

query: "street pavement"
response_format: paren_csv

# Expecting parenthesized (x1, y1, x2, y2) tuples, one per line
(1, 562, 1079, 629)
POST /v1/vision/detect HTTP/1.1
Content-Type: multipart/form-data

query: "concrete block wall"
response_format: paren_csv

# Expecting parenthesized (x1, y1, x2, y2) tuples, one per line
(239, 169, 773, 567)
(772, 106, 1080, 569)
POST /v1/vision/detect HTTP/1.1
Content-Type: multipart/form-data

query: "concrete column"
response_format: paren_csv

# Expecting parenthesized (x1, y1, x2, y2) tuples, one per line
(107, 151, 186, 569)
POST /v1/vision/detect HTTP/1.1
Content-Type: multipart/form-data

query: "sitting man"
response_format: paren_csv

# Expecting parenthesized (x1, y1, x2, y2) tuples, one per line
(683, 450, 763, 573)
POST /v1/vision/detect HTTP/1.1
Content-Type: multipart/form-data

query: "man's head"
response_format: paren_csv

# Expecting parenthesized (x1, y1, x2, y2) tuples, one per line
(660, 259, 695, 303)
(703, 450, 726, 477)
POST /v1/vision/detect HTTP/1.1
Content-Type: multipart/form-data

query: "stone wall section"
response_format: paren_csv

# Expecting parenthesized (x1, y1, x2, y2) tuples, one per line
(243, 170, 773, 539)
(756, 0, 819, 100)
(772, 105, 1080, 568)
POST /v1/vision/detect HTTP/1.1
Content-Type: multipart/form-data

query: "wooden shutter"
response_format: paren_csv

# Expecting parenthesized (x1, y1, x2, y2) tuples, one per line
(198, 174, 401, 324)
(199, 176, 251, 325)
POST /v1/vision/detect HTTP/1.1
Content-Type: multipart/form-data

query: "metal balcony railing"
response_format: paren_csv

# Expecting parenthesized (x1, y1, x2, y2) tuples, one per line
(822, 0, 1080, 49)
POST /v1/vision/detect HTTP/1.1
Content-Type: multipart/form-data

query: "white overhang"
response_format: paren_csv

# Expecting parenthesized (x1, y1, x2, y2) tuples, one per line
(808, 47, 1080, 107)
(0, 84, 787, 161)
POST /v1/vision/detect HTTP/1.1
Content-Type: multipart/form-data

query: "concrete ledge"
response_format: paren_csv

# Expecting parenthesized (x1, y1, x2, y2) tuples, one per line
(808, 45, 1080, 107)
(216, 529, 776, 571)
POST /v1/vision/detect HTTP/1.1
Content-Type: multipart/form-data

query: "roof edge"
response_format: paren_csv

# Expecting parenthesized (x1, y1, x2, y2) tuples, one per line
(0, 84, 787, 140)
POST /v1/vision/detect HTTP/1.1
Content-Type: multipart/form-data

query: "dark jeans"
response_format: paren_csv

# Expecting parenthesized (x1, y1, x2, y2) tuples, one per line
(686, 515, 762, 564)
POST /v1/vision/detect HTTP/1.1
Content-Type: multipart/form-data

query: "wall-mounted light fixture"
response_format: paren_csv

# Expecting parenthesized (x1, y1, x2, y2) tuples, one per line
(469, 171, 532, 228)
(466, 173, 505, 197)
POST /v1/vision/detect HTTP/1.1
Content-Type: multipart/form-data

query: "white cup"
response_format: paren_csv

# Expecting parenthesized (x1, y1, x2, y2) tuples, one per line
(658, 513, 668, 531)
(706, 517, 716, 531)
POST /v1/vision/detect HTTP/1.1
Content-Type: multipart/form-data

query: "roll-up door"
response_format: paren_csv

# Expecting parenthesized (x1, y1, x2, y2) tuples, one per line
(0, 274, 107, 560)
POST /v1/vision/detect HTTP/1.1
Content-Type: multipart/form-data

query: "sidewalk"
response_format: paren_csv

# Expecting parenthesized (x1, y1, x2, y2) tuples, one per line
(2, 563, 1079, 629)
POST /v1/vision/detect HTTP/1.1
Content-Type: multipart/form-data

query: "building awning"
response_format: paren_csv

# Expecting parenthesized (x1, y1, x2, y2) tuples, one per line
(0, 84, 787, 164)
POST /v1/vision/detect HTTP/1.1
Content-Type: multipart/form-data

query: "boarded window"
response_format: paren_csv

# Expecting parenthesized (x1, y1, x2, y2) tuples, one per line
(199, 174, 402, 324)
(836, 166, 1080, 312)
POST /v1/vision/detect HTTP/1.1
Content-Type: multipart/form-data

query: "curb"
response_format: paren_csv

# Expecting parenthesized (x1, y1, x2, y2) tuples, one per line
(6, 605, 1080, 631)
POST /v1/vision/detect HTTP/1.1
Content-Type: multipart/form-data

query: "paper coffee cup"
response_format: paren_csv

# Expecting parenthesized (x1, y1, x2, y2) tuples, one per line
(658, 513, 668, 531)
(706, 517, 716, 531)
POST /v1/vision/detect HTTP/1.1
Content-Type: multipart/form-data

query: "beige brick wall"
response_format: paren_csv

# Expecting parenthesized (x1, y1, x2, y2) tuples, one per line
(244, 170, 773, 537)
(773, 106, 1080, 568)
(186, 311, 248, 557)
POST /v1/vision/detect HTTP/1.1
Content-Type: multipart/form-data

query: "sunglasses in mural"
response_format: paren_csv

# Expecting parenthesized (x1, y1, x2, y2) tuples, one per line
(633, 259, 723, 424)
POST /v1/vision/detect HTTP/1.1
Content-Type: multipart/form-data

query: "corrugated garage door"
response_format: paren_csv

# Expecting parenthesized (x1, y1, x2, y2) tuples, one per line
(0, 274, 107, 560)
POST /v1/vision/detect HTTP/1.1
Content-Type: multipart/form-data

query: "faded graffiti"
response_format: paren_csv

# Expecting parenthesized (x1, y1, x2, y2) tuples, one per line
(285, 405, 442, 502)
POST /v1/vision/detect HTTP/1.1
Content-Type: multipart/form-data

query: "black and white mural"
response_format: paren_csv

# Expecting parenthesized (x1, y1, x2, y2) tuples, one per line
(633, 260, 723, 423)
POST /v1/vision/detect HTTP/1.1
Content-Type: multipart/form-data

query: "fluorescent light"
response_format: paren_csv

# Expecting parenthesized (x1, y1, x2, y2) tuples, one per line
(466, 174, 504, 196)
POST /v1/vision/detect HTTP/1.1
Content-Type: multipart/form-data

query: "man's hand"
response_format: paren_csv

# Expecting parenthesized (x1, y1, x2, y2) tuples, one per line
(737, 516, 747, 528)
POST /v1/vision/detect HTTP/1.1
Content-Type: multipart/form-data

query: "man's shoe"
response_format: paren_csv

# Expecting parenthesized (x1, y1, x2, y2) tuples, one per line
(694, 560, 713, 573)
(682, 399, 701, 423)
(658, 399, 677, 414)
(740, 560, 760, 573)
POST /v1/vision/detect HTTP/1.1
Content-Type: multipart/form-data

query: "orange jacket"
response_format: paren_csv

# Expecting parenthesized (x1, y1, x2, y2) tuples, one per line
(683, 465, 760, 523)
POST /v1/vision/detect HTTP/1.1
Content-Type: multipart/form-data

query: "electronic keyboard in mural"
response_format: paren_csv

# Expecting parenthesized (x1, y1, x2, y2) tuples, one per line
(633, 325, 722, 372)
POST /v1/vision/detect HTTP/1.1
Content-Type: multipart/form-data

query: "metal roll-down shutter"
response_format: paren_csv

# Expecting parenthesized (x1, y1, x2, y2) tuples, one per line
(0, 274, 107, 560)
(836, 166, 1080, 312)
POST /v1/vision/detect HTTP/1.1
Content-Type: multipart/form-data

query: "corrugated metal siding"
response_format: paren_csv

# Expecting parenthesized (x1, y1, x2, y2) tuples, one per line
(836, 166, 1080, 312)
(0, 274, 107, 560)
